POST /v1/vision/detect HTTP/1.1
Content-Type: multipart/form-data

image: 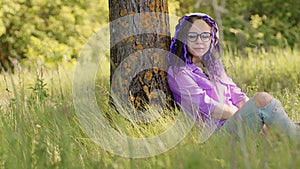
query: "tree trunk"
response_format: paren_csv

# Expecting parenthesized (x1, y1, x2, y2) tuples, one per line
(109, 0, 174, 112)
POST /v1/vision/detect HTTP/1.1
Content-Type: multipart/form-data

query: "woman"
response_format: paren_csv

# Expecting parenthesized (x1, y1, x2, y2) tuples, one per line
(167, 13, 299, 140)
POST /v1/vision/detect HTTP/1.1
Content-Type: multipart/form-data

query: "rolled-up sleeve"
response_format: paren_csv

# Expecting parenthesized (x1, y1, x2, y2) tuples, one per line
(168, 70, 218, 120)
(226, 77, 249, 105)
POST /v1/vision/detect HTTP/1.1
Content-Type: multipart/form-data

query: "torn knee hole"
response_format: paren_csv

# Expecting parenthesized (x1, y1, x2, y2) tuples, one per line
(273, 101, 282, 112)
(253, 92, 273, 108)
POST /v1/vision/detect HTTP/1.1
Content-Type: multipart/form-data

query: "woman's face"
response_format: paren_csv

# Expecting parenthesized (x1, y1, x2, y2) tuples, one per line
(186, 19, 212, 64)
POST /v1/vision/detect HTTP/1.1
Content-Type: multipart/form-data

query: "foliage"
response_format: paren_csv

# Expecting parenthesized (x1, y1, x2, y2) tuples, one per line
(223, 46, 300, 93)
(0, 0, 108, 70)
(0, 1, 299, 168)
(28, 68, 49, 104)
(174, 0, 300, 50)
(222, 0, 300, 49)
(222, 46, 300, 117)
(0, 46, 299, 168)
(1, 0, 299, 70)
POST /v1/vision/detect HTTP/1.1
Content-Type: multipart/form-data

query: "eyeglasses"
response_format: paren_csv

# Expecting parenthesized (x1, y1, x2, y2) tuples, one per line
(187, 32, 212, 42)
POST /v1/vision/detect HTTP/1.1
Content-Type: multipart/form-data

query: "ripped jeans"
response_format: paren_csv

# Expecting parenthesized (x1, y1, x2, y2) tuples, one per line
(221, 97, 299, 139)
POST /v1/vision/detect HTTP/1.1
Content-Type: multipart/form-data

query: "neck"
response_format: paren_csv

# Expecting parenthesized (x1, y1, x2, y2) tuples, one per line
(191, 57, 210, 78)
(190, 56, 205, 69)
(195, 61, 205, 69)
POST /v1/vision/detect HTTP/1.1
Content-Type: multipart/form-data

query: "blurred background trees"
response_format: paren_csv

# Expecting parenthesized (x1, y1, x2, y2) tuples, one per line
(0, 0, 299, 71)
(176, 0, 300, 50)
(0, 0, 108, 71)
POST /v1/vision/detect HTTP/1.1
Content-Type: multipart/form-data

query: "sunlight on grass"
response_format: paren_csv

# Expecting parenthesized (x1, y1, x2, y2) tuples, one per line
(0, 47, 299, 168)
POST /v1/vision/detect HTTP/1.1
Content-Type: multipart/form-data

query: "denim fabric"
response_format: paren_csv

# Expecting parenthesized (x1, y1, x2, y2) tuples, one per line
(221, 97, 298, 139)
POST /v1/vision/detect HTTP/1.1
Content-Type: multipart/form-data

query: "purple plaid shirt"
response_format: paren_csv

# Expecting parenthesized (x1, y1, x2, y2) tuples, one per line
(168, 63, 248, 128)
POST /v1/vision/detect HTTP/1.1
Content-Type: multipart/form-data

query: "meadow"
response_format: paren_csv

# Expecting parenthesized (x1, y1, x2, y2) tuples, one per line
(0, 46, 299, 169)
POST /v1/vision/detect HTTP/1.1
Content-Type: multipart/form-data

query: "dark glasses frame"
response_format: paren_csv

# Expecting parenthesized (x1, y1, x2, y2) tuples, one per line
(186, 32, 212, 42)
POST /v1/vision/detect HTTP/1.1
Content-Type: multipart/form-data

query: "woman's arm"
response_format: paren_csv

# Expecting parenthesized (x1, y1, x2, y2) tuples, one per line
(211, 96, 249, 120)
(235, 97, 249, 109)
(224, 76, 249, 109)
(211, 103, 239, 120)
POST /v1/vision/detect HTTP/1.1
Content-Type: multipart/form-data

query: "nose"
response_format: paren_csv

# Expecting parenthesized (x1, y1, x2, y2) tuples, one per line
(195, 35, 204, 43)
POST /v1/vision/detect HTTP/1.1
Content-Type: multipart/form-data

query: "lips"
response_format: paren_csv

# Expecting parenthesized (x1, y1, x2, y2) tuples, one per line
(193, 48, 204, 52)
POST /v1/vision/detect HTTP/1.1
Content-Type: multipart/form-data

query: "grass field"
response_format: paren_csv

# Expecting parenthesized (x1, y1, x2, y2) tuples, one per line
(0, 47, 299, 169)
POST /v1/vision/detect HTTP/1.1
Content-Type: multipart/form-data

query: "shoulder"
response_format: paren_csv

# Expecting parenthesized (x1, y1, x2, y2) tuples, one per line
(168, 65, 214, 89)
(168, 65, 193, 79)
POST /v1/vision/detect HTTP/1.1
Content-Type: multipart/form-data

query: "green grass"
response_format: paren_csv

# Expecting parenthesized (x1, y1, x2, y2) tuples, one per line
(0, 47, 299, 169)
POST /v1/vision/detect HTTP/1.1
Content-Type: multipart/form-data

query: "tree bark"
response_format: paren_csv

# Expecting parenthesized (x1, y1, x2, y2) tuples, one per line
(109, 0, 174, 111)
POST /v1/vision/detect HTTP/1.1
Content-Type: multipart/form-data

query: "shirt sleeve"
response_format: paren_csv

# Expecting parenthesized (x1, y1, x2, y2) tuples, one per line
(168, 69, 218, 119)
(226, 77, 249, 105)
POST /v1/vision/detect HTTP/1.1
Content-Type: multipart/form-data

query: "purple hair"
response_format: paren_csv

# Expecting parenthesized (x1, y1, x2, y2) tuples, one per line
(169, 13, 226, 82)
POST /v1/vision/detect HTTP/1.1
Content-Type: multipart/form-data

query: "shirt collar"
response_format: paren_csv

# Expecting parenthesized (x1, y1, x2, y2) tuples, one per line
(185, 63, 233, 85)
(186, 63, 204, 74)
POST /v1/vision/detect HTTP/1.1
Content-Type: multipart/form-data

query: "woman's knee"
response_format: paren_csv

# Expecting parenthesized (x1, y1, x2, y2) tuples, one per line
(253, 92, 273, 108)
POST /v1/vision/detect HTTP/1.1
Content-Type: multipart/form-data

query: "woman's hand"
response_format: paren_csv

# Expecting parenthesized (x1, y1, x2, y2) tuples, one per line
(236, 98, 249, 109)
(211, 104, 239, 120)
